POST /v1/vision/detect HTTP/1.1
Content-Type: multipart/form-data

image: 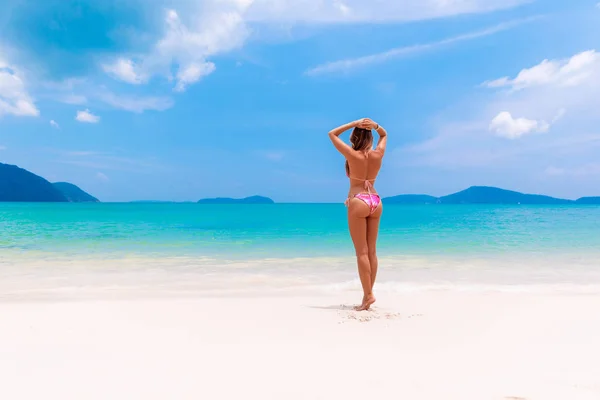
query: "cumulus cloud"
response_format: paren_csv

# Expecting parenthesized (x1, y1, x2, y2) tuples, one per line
(392, 46, 600, 198)
(489, 112, 549, 139)
(50, 119, 60, 129)
(104, 5, 250, 92)
(75, 109, 100, 123)
(174, 62, 216, 92)
(480, 50, 599, 143)
(0, 56, 40, 117)
(102, 58, 148, 84)
(483, 50, 599, 91)
(488, 108, 566, 139)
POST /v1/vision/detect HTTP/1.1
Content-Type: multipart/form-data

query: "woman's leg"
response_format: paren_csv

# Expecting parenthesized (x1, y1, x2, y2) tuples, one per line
(348, 200, 375, 310)
(366, 203, 383, 294)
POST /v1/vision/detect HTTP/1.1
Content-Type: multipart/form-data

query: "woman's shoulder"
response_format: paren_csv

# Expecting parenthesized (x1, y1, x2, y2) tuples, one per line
(368, 149, 384, 158)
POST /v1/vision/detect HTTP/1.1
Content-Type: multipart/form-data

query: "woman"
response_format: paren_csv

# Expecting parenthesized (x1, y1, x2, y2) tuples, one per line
(328, 118, 387, 311)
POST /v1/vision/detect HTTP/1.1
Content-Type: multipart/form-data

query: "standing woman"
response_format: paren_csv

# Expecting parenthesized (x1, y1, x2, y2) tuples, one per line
(328, 118, 387, 311)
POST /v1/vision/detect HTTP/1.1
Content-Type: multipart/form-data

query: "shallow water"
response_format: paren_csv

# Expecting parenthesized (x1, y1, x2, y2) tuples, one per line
(2, 203, 600, 299)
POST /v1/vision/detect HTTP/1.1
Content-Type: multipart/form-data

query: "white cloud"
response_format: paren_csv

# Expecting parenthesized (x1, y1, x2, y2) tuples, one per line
(96, 172, 109, 182)
(481, 50, 599, 142)
(305, 17, 537, 76)
(105, 1, 528, 90)
(174, 62, 216, 92)
(0, 145, 6, 150)
(104, 5, 250, 92)
(97, 91, 174, 113)
(75, 109, 100, 123)
(0, 56, 40, 117)
(487, 109, 565, 140)
(391, 46, 600, 198)
(50, 119, 60, 129)
(102, 58, 148, 84)
(476, 49, 599, 151)
(489, 111, 549, 139)
(483, 50, 599, 91)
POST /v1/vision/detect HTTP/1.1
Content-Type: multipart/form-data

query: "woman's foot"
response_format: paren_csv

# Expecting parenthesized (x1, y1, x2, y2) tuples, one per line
(355, 294, 376, 311)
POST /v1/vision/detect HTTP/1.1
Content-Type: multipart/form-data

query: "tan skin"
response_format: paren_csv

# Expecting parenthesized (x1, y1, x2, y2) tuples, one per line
(328, 118, 388, 311)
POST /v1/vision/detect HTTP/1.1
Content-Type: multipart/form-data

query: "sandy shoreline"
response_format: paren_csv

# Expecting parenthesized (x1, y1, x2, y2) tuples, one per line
(1, 291, 599, 400)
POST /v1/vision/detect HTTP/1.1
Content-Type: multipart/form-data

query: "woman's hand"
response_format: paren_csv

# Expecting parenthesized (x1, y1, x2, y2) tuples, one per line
(352, 119, 366, 128)
(356, 118, 378, 130)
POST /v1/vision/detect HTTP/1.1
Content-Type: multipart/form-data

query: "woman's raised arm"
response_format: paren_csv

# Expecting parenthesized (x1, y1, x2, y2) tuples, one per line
(361, 118, 387, 154)
(328, 119, 363, 158)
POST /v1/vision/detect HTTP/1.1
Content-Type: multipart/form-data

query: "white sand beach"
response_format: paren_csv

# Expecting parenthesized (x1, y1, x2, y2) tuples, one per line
(2, 291, 600, 400)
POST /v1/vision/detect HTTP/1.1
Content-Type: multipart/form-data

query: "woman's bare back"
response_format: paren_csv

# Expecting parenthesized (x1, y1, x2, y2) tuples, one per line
(347, 149, 383, 194)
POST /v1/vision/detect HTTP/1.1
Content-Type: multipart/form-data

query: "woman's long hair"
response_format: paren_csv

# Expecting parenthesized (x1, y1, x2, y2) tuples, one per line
(345, 127, 373, 176)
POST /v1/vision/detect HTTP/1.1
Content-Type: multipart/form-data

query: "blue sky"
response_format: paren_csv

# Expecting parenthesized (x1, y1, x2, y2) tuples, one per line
(1, 0, 599, 202)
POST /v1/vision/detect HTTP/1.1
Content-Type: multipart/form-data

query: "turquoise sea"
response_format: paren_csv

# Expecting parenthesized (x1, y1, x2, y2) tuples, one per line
(2, 203, 600, 299)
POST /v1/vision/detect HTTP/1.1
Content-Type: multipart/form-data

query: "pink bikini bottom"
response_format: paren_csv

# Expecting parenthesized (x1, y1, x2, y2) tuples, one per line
(345, 193, 381, 215)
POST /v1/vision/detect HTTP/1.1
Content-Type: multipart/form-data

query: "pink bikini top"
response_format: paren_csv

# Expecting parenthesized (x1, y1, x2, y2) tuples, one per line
(347, 175, 376, 191)
(346, 150, 377, 189)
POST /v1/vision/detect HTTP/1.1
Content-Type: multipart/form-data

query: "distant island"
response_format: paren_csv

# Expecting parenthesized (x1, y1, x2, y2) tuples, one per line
(383, 186, 600, 205)
(197, 196, 275, 204)
(129, 200, 195, 203)
(53, 182, 99, 203)
(2, 162, 599, 205)
(0, 162, 99, 202)
(576, 197, 600, 205)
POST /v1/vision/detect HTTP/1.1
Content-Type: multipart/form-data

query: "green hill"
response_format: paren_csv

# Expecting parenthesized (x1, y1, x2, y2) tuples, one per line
(383, 186, 575, 205)
(439, 186, 572, 204)
(0, 162, 67, 202)
(53, 182, 99, 202)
